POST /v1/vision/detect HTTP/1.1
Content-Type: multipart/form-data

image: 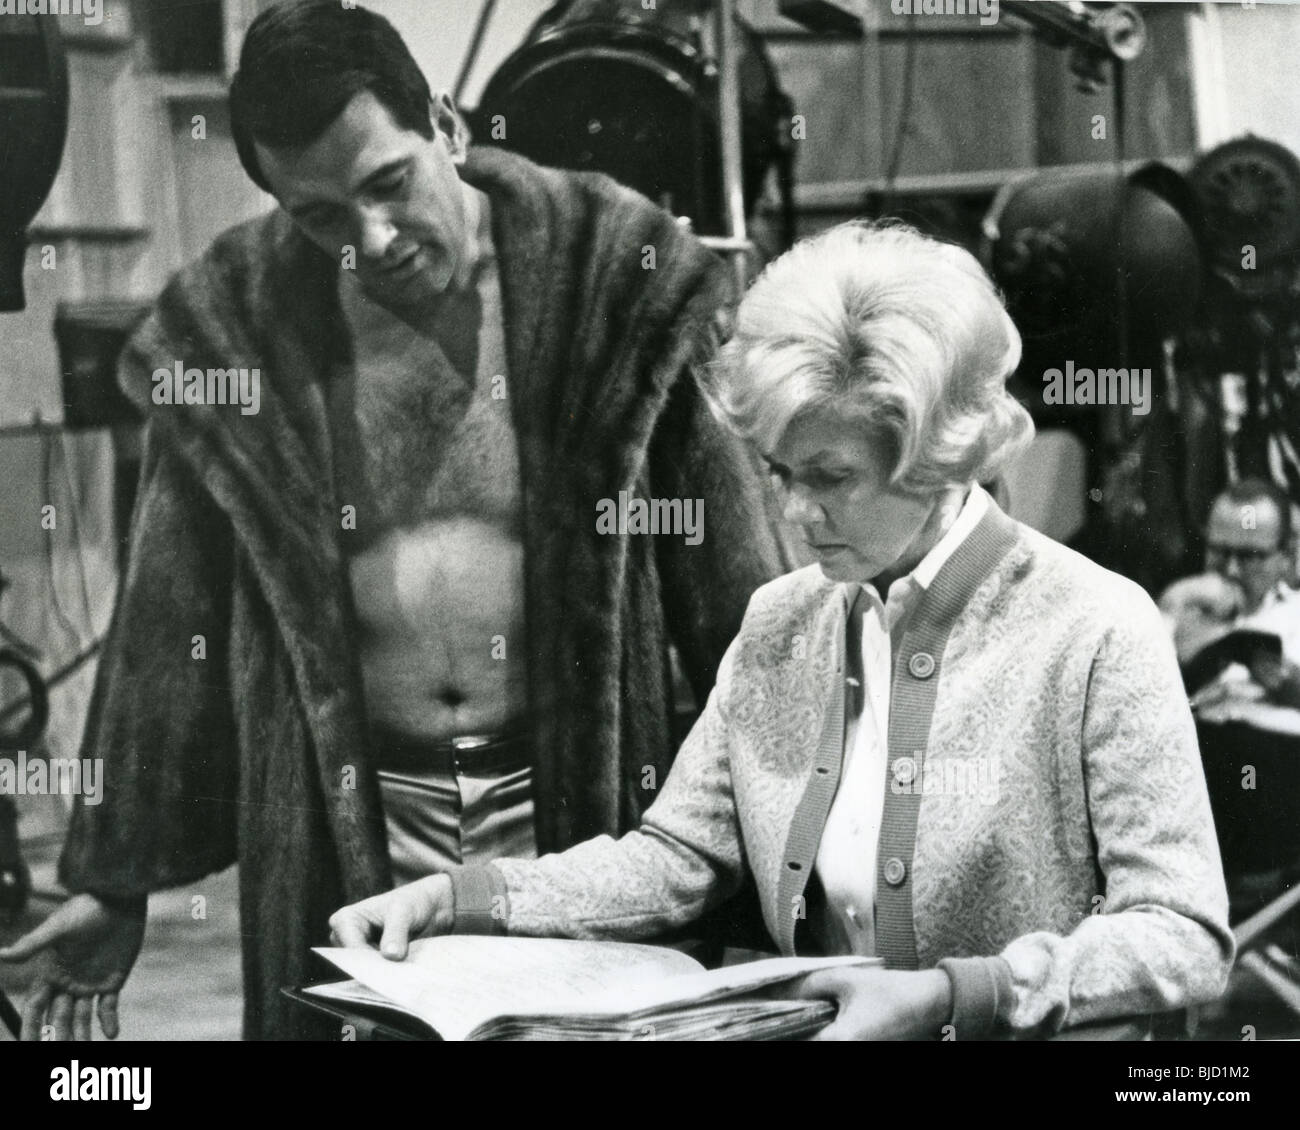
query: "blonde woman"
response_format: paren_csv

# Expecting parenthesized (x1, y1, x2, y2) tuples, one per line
(330, 222, 1233, 1039)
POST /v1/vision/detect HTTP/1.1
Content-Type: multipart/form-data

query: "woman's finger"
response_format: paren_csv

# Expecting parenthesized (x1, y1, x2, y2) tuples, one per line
(775, 968, 852, 1000)
(328, 907, 375, 950)
(808, 1016, 852, 1041)
(378, 903, 414, 961)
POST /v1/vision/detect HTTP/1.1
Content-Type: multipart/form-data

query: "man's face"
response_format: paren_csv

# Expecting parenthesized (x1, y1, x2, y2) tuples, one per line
(1205, 494, 1290, 613)
(764, 407, 941, 586)
(256, 90, 472, 309)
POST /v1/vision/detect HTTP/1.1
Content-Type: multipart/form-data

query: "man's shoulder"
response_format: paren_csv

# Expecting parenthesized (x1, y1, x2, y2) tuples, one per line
(464, 145, 654, 216)
(462, 146, 717, 271)
(179, 208, 302, 281)
(143, 209, 313, 326)
(120, 209, 331, 410)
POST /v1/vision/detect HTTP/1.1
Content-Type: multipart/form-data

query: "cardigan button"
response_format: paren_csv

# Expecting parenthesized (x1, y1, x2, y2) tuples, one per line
(908, 652, 935, 679)
(883, 857, 907, 886)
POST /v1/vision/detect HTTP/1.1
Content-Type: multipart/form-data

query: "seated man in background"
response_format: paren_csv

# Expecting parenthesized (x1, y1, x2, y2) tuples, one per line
(0, 1, 780, 1040)
(1160, 477, 1300, 718)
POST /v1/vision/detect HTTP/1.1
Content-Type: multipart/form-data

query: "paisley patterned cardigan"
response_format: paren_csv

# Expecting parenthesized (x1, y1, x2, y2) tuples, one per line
(450, 498, 1235, 1037)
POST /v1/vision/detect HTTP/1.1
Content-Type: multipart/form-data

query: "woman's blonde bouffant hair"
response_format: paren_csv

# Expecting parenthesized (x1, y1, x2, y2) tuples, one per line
(705, 220, 1034, 493)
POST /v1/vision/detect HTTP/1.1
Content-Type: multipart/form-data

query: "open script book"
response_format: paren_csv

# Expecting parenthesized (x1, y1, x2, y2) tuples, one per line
(305, 936, 878, 1041)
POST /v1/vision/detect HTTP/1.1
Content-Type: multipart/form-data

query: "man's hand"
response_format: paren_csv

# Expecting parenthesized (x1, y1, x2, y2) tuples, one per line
(1161, 572, 1244, 621)
(328, 874, 454, 960)
(1160, 573, 1245, 665)
(0, 893, 146, 1041)
(779, 966, 953, 1040)
(1246, 653, 1300, 708)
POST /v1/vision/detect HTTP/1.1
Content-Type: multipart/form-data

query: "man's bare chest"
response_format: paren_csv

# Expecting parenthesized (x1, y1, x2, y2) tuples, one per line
(331, 267, 521, 538)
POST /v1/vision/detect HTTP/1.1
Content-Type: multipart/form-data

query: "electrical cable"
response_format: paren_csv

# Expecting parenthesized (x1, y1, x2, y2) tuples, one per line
(39, 428, 83, 646)
(0, 648, 48, 749)
(0, 638, 99, 733)
(863, 12, 917, 219)
(881, 14, 918, 205)
(56, 429, 97, 631)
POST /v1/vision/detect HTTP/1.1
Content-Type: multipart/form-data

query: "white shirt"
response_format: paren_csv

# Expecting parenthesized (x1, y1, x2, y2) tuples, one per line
(813, 483, 989, 956)
(1237, 582, 1300, 666)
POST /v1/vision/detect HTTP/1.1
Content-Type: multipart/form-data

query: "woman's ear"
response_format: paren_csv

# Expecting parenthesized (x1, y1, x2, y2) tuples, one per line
(431, 92, 470, 163)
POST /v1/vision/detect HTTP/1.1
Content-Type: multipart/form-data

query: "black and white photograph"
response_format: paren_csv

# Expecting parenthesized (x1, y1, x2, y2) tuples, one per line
(0, 0, 1296, 1086)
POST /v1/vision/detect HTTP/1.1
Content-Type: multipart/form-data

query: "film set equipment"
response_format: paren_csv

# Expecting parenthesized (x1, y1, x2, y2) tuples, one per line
(1175, 136, 1300, 502)
(984, 162, 1207, 590)
(0, 13, 68, 312)
(980, 6, 1217, 592)
(0, 14, 68, 916)
(987, 164, 1204, 381)
(467, 0, 796, 292)
(776, 1, 861, 37)
(1191, 136, 1300, 303)
(0, 790, 30, 917)
(1001, 1, 1144, 91)
(0, 653, 48, 756)
(1183, 138, 1300, 1008)
(0, 569, 48, 917)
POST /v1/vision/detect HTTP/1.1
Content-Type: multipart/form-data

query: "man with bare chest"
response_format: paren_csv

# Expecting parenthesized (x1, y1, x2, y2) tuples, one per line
(329, 187, 540, 879)
(8, 1, 782, 1040)
(236, 14, 549, 878)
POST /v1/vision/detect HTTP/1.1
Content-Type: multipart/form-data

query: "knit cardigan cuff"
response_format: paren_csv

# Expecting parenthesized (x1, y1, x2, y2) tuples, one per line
(448, 864, 510, 936)
(936, 956, 1014, 1038)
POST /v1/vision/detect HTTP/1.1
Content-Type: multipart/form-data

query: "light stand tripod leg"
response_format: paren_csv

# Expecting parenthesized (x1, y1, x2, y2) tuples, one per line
(715, 0, 753, 301)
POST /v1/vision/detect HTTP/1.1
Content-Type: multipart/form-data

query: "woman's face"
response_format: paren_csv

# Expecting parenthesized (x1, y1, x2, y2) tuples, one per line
(764, 407, 944, 586)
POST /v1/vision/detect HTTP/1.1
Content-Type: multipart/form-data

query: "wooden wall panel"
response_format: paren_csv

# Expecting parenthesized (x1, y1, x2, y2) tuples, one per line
(749, 0, 1197, 209)
(874, 36, 1036, 176)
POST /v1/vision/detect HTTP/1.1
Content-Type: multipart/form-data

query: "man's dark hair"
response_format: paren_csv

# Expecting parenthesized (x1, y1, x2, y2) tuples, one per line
(1219, 477, 1295, 549)
(230, 1, 434, 193)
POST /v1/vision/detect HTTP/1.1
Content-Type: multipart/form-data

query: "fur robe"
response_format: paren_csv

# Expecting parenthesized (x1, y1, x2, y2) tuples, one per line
(58, 148, 781, 1039)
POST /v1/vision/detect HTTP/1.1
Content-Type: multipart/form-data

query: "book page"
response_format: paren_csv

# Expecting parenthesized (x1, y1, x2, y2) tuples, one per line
(303, 979, 424, 1023)
(315, 936, 703, 1040)
(578, 954, 877, 1017)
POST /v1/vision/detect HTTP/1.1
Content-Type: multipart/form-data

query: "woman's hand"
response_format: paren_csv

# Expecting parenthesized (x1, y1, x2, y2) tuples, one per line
(0, 893, 146, 1041)
(782, 967, 953, 1040)
(327, 874, 454, 960)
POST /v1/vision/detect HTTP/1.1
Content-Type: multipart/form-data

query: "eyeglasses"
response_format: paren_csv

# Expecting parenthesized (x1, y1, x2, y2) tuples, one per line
(1205, 542, 1284, 565)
